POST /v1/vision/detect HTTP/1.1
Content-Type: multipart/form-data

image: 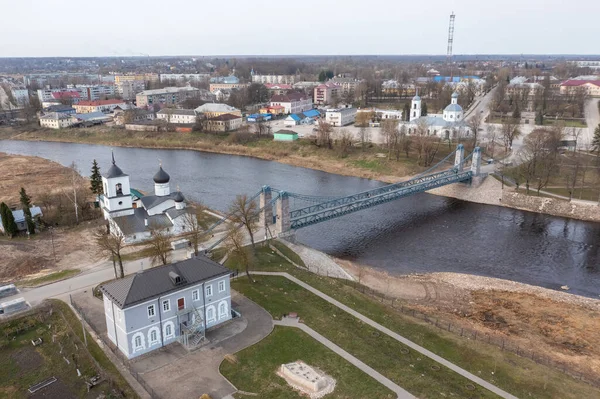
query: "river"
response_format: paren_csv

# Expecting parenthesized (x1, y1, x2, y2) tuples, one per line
(1, 140, 599, 298)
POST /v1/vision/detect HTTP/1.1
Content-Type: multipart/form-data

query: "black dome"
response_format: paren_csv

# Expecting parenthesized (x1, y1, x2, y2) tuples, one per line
(153, 166, 170, 184)
(174, 191, 185, 202)
(106, 164, 125, 178)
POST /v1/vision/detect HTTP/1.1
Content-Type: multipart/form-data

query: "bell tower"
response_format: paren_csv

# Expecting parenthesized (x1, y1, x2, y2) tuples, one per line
(410, 90, 422, 121)
(101, 153, 134, 218)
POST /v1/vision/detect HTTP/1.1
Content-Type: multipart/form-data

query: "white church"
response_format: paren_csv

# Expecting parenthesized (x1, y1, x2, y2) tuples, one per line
(404, 91, 472, 139)
(100, 155, 190, 243)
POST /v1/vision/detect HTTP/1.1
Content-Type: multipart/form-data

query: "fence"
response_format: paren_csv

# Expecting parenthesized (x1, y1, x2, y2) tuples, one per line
(70, 297, 161, 399)
(348, 281, 600, 389)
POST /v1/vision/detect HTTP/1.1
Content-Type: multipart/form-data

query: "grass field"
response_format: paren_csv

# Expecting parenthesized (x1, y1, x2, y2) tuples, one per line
(220, 326, 395, 399)
(224, 244, 600, 399)
(0, 300, 136, 398)
(18, 269, 80, 287)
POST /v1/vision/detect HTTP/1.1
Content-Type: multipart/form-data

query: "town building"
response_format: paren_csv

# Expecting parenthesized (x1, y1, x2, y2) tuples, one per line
(401, 92, 471, 139)
(283, 109, 320, 128)
(209, 76, 248, 91)
(73, 99, 127, 114)
(39, 112, 76, 129)
(116, 80, 146, 101)
(114, 74, 160, 85)
(314, 82, 342, 105)
(157, 109, 197, 124)
(73, 112, 113, 126)
(114, 108, 155, 126)
(264, 84, 293, 96)
(330, 77, 362, 94)
(325, 107, 357, 127)
(259, 105, 285, 116)
(560, 80, 600, 97)
(25, 73, 102, 87)
(159, 73, 210, 83)
(99, 156, 191, 243)
(194, 103, 241, 118)
(37, 89, 82, 104)
(136, 87, 200, 108)
(100, 256, 232, 359)
(41, 104, 76, 115)
(251, 70, 295, 84)
(205, 114, 243, 132)
(274, 130, 299, 141)
(11, 89, 30, 106)
(269, 93, 313, 114)
(0, 207, 42, 233)
(381, 80, 416, 97)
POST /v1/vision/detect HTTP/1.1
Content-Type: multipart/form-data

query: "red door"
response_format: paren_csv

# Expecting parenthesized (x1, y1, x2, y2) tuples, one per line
(177, 298, 185, 311)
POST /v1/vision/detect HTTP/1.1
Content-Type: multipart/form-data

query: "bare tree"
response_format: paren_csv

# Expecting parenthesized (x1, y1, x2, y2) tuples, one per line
(520, 128, 561, 195)
(413, 119, 440, 166)
(359, 126, 371, 151)
(254, 119, 272, 138)
(148, 224, 171, 265)
(337, 129, 354, 158)
(225, 224, 253, 283)
(467, 113, 484, 145)
(61, 162, 85, 225)
(486, 124, 498, 159)
(182, 204, 208, 256)
(399, 125, 412, 158)
(229, 194, 259, 249)
(315, 120, 333, 149)
(381, 119, 399, 159)
(93, 227, 126, 279)
(500, 118, 521, 152)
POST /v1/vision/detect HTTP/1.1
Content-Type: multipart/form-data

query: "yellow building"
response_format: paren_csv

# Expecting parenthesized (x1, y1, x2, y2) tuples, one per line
(194, 103, 241, 118)
(114, 74, 159, 84)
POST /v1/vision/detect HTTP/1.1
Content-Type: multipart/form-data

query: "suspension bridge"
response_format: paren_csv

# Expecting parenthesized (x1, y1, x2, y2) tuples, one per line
(205, 144, 482, 250)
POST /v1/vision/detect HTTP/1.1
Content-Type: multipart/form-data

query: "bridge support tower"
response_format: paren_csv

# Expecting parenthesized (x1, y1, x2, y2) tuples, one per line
(454, 144, 465, 170)
(259, 186, 273, 227)
(471, 147, 481, 176)
(275, 192, 291, 236)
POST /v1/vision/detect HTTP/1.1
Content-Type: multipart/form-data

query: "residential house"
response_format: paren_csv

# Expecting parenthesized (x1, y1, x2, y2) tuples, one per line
(560, 80, 600, 97)
(195, 103, 241, 118)
(114, 74, 160, 85)
(283, 113, 314, 128)
(157, 109, 197, 124)
(325, 107, 357, 127)
(159, 73, 210, 83)
(117, 80, 146, 101)
(11, 89, 30, 106)
(259, 105, 285, 116)
(73, 112, 113, 126)
(209, 76, 248, 91)
(264, 84, 293, 96)
(330, 77, 362, 95)
(39, 112, 76, 129)
(0, 207, 42, 233)
(314, 82, 341, 105)
(74, 99, 127, 114)
(269, 93, 313, 114)
(251, 71, 295, 84)
(100, 256, 232, 359)
(273, 130, 299, 141)
(114, 107, 155, 126)
(205, 114, 242, 132)
(41, 104, 76, 115)
(136, 87, 200, 108)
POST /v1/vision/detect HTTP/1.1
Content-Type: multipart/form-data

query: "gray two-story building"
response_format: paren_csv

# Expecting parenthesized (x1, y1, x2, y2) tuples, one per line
(100, 256, 232, 359)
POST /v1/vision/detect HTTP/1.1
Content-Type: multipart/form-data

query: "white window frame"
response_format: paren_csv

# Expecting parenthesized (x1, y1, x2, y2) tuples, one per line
(192, 289, 200, 301)
(218, 280, 225, 293)
(205, 284, 213, 297)
(164, 323, 173, 338)
(218, 301, 228, 320)
(206, 305, 216, 323)
(162, 299, 170, 312)
(147, 304, 156, 318)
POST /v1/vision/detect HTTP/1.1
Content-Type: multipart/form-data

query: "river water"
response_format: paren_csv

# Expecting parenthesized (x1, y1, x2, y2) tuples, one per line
(1, 140, 599, 298)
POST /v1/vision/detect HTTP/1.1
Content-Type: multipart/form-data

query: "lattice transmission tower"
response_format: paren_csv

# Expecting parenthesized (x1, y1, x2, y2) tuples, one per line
(447, 12, 456, 61)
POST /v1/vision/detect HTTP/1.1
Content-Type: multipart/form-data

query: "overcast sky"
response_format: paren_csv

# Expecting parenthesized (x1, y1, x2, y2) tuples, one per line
(1, 0, 598, 57)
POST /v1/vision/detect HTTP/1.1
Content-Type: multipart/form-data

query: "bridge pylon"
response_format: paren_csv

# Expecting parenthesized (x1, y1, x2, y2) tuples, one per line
(259, 185, 273, 228)
(275, 191, 291, 236)
(471, 147, 481, 176)
(454, 144, 465, 170)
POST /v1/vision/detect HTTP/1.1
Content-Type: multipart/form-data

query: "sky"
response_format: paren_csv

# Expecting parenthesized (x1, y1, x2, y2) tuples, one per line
(0, 0, 598, 57)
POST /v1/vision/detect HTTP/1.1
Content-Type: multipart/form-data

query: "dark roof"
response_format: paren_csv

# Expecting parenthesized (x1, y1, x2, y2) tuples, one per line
(111, 208, 172, 235)
(166, 207, 189, 219)
(140, 191, 180, 210)
(100, 256, 230, 309)
(173, 191, 185, 202)
(274, 130, 298, 135)
(153, 166, 170, 184)
(105, 154, 127, 178)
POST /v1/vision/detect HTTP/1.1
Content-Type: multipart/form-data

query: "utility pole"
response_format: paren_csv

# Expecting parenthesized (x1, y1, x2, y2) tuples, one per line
(447, 12, 456, 65)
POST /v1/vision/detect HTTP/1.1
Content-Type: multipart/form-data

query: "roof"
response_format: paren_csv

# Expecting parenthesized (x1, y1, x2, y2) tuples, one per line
(561, 79, 600, 87)
(105, 155, 127, 179)
(100, 256, 230, 309)
(451, 92, 459, 98)
(195, 103, 239, 113)
(265, 84, 293, 90)
(165, 207, 189, 219)
(39, 112, 73, 120)
(444, 104, 463, 112)
(210, 75, 240, 84)
(76, 99, 124, 106)
(45, 104, 75, 112)
(137, 86, 199, 96)
(111, 207, 172, 236)
(208, 113, 242, 121)
(302, 109, 320, 118)
(153, 166, 170, 184)
(140, 191, 181, 210)
(173, 191, 185, 203)
(288, 114, 301, 121)
(75, 112, 111, 121)
(274, 130, 298, 135)
(157, 109, 196, 116)
(130, 188, 145, 199)
(270, 93, 309, 102)
(0, 207, 42, 225)
(413, 95, 421, 101)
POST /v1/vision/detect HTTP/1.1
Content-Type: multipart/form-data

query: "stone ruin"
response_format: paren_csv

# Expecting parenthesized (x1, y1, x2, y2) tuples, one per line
(278, 361, 336, 398)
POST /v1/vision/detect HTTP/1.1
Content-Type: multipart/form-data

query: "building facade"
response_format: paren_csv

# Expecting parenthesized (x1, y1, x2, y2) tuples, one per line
(325, 107, 357, 127)
(194, 103, 241, 118)
(156, 109, 197, 124)
(314, 83, 341, 105)
(114, 74, 160, 85)
(73, 99, 126, 114)
(136, 87, 200, 108)
(160, 73, 210, 83)
(100, 257, 232, 359)
(205, 114, 243, 132)
(251, 71, 296, 84)
(39, 112, 76, 129)
(269, 93, 313, 114)
(117, 80, 146, 101)
(560, 80, 600, 97)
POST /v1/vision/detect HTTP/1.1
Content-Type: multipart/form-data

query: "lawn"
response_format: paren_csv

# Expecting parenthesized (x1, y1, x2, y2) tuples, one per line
(0, 300, 136, 398)
(542, 119, 587, 128)
(18, 269, 80, 287)
(269, 240, 306, 267)
(220, 326, 395, 399)
(543, 187, 600, 202)
(225, 244, 600, 399)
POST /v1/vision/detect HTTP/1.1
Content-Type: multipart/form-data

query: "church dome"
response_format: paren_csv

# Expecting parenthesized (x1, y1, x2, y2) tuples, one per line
(105, 153, 127, 178)
(173, 191, 185, 203)
(412, 94, 421, 101)
(451, 92, 459, 98)
(153, 166, 170, 184)
(444, 103, 463, 112)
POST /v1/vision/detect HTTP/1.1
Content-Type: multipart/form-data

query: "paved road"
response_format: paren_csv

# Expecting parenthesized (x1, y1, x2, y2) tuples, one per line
(254, 271, 518, 399)
(275, 317, 414, 399)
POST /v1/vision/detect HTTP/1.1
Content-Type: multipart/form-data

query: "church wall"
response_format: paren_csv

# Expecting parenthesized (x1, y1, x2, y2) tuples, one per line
(146, 200, 176, 216)
(102, 175, 131, 198)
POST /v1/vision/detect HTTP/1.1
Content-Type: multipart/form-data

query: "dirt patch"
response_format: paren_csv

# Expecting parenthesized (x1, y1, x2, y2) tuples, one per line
(0, 152, 74, 209)
(11, 347, 43, 374)
(337, 259, 600, 382)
